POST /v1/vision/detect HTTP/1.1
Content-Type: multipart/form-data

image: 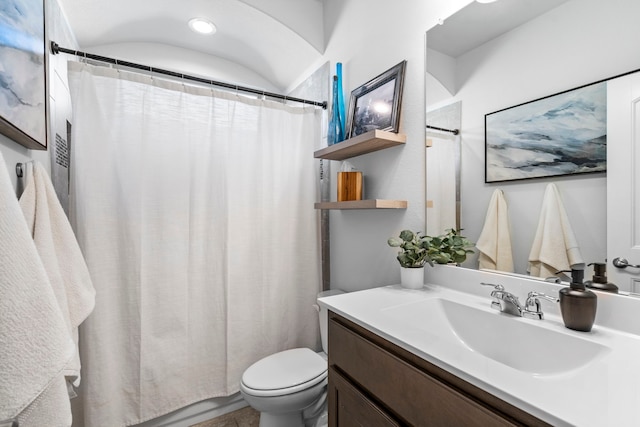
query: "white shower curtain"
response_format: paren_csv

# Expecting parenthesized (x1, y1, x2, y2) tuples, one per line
(426, 135, 458, 236)
(68, 62, 322, 426)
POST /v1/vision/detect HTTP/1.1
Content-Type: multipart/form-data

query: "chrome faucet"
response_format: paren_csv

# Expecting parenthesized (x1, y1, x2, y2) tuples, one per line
(480, 283, 558, 319)
(481, 282, 523, 316)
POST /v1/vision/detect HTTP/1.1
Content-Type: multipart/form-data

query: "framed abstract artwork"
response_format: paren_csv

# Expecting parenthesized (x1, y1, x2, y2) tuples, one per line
(346, 60, 406, 139)
(485, 80, 606, 183)
(0, 0, 47, 149)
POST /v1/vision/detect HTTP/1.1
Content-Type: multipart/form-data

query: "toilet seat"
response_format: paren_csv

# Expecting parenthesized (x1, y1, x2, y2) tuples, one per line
(241, 348, 327, 397)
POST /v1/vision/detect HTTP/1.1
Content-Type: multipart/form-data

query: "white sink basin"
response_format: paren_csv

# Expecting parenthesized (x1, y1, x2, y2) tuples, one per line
(382, 297, 608, 375)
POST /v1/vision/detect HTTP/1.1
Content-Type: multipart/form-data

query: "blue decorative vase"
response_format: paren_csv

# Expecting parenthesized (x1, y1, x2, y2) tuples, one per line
(336, 63, 346, 139)
(328, 63, 346, 145)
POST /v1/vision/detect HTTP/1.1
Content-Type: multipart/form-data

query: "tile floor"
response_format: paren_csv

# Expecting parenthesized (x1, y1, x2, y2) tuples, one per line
(190, 406, 260, 427)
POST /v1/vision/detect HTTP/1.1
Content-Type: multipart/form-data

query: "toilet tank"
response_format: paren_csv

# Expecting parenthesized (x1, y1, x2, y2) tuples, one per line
(317, 289, 345, 354)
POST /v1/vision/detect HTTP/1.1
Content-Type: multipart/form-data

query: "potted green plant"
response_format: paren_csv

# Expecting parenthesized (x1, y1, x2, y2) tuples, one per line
(388, 229, 474, 289)
(423, 228, 475, 266)
(387, 230, 431, 289)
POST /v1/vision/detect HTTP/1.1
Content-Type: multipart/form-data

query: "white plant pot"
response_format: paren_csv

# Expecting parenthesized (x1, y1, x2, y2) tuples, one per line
(400, 267, 424, 289)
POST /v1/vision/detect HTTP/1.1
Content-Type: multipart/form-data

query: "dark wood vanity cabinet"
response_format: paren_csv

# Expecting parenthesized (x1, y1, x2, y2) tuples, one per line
(327, 311, 551, 427)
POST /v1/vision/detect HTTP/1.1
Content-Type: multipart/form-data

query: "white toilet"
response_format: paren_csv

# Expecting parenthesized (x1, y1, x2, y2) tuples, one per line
(240, 289, 344, 427)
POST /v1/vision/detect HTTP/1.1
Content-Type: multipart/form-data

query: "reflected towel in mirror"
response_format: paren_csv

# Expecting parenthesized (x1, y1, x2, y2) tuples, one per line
(476, 189, 514, 272)
(528, 183, 585, 278)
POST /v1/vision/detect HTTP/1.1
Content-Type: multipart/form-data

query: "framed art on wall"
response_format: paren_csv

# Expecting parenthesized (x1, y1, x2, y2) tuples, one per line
(0, 0, 47, 150)
(485, 80, 607, 183)
(346, 60, 406, 139)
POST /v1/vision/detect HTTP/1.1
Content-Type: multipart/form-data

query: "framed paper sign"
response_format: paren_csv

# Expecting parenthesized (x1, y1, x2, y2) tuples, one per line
(0, 0, 47, 149)
(346, 60, 406, 139)
(485, 80, 606, 183)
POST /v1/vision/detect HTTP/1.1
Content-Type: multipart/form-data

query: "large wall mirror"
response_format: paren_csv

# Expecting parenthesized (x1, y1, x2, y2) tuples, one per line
(425, 0, 640, 288)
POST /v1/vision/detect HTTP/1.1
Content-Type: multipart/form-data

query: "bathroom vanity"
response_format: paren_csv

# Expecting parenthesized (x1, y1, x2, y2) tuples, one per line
(319, 265, 640, 427)
(328, 311, 547, 426)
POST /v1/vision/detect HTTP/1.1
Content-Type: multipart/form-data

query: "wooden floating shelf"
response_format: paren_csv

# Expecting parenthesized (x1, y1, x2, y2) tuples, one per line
(314, 129, 406, 161)
(314, 199, 408, 210)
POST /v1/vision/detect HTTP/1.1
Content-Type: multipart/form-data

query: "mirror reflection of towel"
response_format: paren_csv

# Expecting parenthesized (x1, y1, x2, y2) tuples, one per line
(528, 183, 584, 278)
(476, 189, 514, 272)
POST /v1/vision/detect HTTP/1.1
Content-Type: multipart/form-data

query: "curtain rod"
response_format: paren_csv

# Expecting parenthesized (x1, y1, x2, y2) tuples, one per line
(426, 125, 459, 135)
(50, 41, 327, 109)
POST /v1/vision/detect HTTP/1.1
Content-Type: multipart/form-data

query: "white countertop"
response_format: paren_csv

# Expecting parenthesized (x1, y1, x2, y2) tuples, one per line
(319, 282, 640, 427)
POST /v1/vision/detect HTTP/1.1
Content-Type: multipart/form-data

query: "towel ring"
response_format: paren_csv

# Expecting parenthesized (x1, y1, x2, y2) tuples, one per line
(16, 163, 23, 178)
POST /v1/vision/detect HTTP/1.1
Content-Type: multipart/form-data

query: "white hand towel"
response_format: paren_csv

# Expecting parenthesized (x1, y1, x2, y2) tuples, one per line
(528, 183, 585, 278)
(19, 162, 95, 390)
(476, 189, 514, 272)
(0, 153, 74, 424)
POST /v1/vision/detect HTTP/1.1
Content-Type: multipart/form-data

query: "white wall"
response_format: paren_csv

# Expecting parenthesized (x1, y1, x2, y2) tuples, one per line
(47, 0, 80, 213)
(0, 135, 46, 194)
(429, 0, 640, 275)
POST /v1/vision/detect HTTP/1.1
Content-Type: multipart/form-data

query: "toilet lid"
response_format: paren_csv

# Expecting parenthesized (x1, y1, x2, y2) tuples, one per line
(241, 348, 327, 393)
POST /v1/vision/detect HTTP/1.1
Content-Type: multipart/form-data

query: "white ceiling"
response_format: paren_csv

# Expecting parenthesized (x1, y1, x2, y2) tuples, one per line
(427, 0, 569, 58)
(57, 0, 326, 91)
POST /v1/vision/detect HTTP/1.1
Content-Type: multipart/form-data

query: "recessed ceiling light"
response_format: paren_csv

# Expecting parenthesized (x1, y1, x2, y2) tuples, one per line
(476, 0, 498, 3)
(188, 18, 216, 35)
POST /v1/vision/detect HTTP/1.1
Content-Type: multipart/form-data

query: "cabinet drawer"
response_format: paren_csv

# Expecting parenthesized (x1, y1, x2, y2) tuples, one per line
(329, 314, 520, 427)
(329, 366, 401, 427)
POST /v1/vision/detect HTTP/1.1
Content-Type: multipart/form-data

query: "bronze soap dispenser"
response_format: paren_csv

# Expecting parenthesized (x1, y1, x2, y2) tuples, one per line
(558, 268, 597, 332)
(585, 262, 619, 293)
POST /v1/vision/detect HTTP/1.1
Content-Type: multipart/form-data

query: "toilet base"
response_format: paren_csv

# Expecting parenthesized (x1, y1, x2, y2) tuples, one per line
(310, 411, 328, 427)
(258, 411, 303, 427)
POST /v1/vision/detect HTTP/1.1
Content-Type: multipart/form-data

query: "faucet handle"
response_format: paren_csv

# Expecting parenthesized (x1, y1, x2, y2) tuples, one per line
(524, 291, 559, 320)
(480, 282, 504, 291)
(480, 282, 505, 311)
(528, 291, 559, 303)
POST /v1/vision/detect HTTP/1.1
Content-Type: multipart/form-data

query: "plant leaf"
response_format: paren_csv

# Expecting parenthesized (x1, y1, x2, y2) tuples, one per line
(399, 230, 414, 242)
(388, 237, 403, 247)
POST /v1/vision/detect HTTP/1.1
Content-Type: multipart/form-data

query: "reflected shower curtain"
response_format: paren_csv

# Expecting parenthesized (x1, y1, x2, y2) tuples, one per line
(426, 135, 458, 236)
(68, 62, 322, 427)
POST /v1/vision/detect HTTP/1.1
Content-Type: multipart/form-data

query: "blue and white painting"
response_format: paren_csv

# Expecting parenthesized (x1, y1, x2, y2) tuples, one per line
(485, 82, 606, 183)
(0, 0, 46, 147)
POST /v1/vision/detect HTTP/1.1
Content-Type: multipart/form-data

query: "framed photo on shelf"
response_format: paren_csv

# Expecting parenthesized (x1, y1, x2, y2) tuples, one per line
(346, 60, 406, 139)
(0, 0, 48, 150)
(485, 79, 607, 183)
